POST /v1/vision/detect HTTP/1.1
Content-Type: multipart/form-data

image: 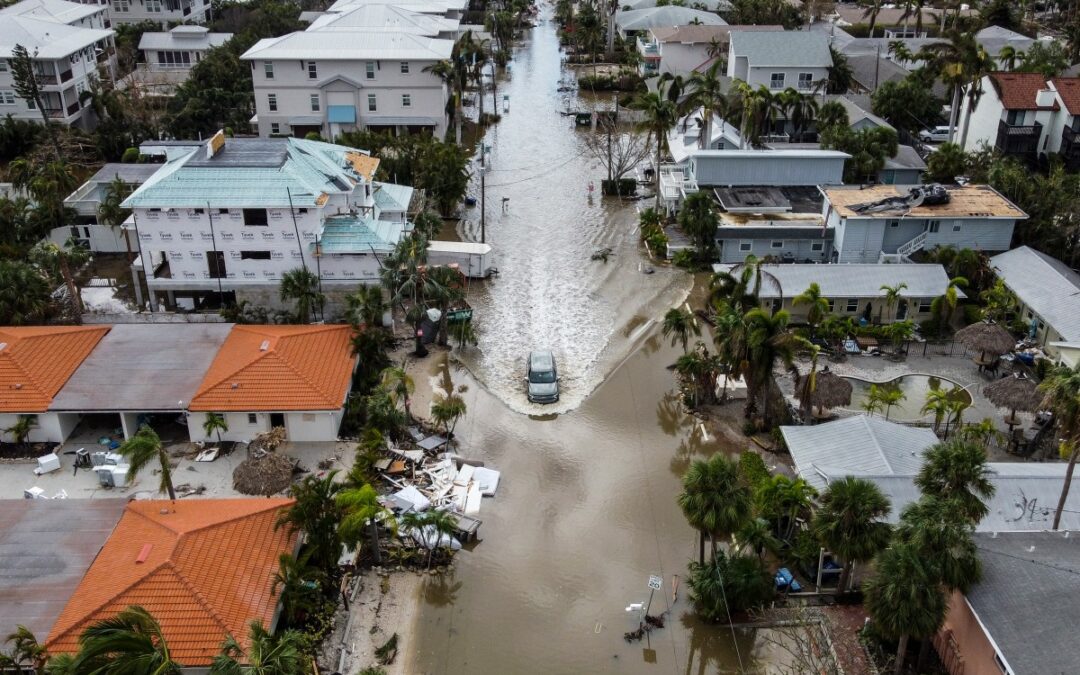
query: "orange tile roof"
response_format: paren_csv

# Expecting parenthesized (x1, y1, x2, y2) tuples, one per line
(1051, 77, 1080, 115)
(989, 72, 1058, 111)
(45, 499, 297, 666)
(0, 326, 109, 412)
(189, 325, 355, 411)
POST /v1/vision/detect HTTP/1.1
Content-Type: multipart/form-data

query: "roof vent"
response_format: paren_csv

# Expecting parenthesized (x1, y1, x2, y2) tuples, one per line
(12, 383, 22, 390)
(231, 382, 240, 389)
(136, 544, 153, 563)
(259, 340, 270, 351)
(0, 342, 7, 352)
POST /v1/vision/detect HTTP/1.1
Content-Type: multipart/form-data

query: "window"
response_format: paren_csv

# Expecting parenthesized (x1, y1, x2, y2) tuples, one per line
(886, 219, 900, 228)
(400, 61, 409, 74)
(307, 61, 317, 79)
(302, 413, 316, 422)
(207, 251, 226, 279)
(811, 241, 824, 252)
(798, 72, 813, 90)
(918, 300, 933, 313)
(368, 93, 377, 112)
(242, 208, 268, 226)
(241, 251, 272, 260)
(739, 241, 752, 252)
(401, 94, 411, 108)
(771, 240, 784, 249)
(366, 62, 376, 79)
(264, 61, 274, 78)
(145, 0, 161, 11)
(927, 220, 940, 233)
(310, 94, 320, 112)
(113, 0, 129, 11)
(826, 299, 835, 312)
(770, 72, 785, 89)
(0, 61, 7, 72)
(846, 298, 859, 312)
(0, 91, 13, 106)
(1005, 109, 1024, 125)
(267, 93, 277, 111)
(993, 653, 1011, 675)
(156, 50, 191, 67)
(247, 413, 258, 425)
(270, 122, 280, 135)
(952, 223, 962, 232)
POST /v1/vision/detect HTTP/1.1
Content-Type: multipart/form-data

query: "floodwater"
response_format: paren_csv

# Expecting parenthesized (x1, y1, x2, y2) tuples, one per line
(408, 6, 792, 673)
(844, 374, 972, 422)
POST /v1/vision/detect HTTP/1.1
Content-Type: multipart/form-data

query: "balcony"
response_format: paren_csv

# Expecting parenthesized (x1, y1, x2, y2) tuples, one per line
(1061, 126, 1080, 170)
(995, 119, 1042, 161)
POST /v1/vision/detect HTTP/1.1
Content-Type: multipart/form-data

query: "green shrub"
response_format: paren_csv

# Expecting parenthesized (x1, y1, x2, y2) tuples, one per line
(738, 452, 770, 488)
(962, 304, 984, 325)
(121, 147, 140, 163)
(601, 178, 637, 196)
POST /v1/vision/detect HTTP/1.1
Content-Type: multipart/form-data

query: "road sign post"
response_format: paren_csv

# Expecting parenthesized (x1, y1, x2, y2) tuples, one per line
(645, 575, 662, 616)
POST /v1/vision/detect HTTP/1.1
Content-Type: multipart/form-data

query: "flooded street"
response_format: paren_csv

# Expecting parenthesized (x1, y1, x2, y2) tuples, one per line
(408, 7, 789, 673)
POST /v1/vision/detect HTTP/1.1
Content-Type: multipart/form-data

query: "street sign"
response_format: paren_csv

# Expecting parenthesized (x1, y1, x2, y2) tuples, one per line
(648, 575, 662, 590)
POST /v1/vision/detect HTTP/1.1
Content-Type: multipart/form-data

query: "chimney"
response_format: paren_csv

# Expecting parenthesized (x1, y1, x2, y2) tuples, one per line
(1036, 88, 1056, 109)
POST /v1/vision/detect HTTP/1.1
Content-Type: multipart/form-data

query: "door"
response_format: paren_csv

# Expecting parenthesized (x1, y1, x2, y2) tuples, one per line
(207, 251, 226, 278)
(896, 299, 908, 321)
(270, 413, 285, 432)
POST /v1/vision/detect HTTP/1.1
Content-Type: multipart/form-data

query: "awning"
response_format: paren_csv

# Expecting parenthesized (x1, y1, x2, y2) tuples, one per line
(365, 116, 439, 127)
(288, 115, 323, 126)
(327, 105, 356, 124)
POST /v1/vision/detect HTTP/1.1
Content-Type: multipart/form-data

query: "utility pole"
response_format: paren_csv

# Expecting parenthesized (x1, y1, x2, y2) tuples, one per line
(481, 167, 486, 244)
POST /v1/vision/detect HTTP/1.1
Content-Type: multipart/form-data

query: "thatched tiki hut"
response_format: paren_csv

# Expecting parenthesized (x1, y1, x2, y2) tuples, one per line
(795, 367, 853, 421)
(984, 372, 1041, 428)
(955, 321, 1015, 370)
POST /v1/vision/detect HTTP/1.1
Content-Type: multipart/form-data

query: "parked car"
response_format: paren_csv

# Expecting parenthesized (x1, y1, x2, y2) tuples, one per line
(526, 350, 559, 403)
(918, 126, 955, 143)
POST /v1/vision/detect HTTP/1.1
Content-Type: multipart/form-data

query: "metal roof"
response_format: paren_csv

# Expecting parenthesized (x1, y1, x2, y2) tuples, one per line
(710, 263, 955, 299)
(834, 463, 1080, 531)
(0, 499, 127, 639)
(307, 3, 459, 35)
(242, 30, 453, 61)
(85, 162, 163, 185)
(373, 181, 413, 212)
(0, 0, 104, 25)
(728, 30, 832, 67)
(966, 531, 1080, 675)
(620, 0, 732, 11)
(883, 144, 927, 171)
(328, 0, 468, 13)
(122, 137, 375, 209)
(780, 415, 938, 490)
(49, 324, 233, 412)
(0, 15, 112, 59)
(317, 215, 405, 253)
(615, 6, 726, 32)
(138, 28, 233, 51)
(991, 246, 1080, 343)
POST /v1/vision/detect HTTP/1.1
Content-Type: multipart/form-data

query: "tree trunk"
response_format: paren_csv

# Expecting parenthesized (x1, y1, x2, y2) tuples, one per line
(123, 229, 134, 263)
(837, 560, 851, 595)
(894, 634, 909, 675)
(698, 530, 706, 565)
(1053, 445, 1079, 530)
(917, 635, 933, 671)
(60, 260, 83, 318)
(947, 86, 961, 144)
(709, 533, 718, 562)
(654, 139, 662, 210)
(370, 520, 382, 565)
(959, 91, 976, 149)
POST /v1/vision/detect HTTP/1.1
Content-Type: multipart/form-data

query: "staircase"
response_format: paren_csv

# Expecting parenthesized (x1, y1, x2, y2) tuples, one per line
(878, 231, 928, 264)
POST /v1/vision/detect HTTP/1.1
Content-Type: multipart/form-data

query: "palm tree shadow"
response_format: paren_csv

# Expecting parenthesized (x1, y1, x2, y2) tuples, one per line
(421, 569, 463, 608)
(679, 610, 759, 675)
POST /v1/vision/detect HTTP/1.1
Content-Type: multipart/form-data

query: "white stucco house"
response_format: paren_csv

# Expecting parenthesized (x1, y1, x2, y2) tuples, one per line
(119, 25, 232, 95)
(636, 24, 781, 78)
(727, 30, 832, 93)
(106, 0, 211, 27)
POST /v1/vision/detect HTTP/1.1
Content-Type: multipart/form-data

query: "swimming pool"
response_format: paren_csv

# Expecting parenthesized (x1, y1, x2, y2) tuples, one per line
(843, 374, 972, 422)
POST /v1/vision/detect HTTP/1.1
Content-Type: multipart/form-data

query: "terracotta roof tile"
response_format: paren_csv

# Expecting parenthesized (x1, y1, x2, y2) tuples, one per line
(0, 326, 109, 412)
(1052, 77, 1080, 115)
(189, 325, 355, 411)
(45, 499, 296, 666)
(989, 71, 1058, 110)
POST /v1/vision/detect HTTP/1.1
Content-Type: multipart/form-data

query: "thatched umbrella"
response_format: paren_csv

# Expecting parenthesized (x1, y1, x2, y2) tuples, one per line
(796, 367, 853, 420)
(984, 372, 1041, 429)
(955, 321, 1015, 368)
(232, 453, 295, 496)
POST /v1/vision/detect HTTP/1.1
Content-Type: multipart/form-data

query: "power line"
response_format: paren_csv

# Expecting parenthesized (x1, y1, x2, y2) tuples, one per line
(484, 148, 589, 188)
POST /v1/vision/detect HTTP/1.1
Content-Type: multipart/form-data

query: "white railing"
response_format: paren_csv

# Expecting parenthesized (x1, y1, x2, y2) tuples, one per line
(896, 230, 928, 257)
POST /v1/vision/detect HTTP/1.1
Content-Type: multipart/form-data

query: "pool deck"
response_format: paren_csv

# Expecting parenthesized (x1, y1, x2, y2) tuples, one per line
(782, 352, 1026, 462)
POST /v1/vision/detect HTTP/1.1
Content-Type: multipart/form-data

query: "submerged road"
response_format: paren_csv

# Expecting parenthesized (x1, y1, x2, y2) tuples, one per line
(409, 6, 783, 673)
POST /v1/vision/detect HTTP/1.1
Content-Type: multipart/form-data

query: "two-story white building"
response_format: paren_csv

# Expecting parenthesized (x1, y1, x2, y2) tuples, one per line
(306, 3, 460, 38)
(242, 27, 453, 139)
(106, 0, 210, 28)
(636, 24, 781, 79)
(0, 0, 116, 128)
(122, 133, 413, 312)
(821, 184, 1026, 263)
(727, 30, 832, 93)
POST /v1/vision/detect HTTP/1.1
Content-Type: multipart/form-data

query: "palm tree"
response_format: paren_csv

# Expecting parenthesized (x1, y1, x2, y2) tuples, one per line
(792, 283, 829, 335)
(4, 414, 37, 447)
(0, 260, 50, 325)
(734, 517, 782, 561)
(202, 412, 227, 445)
(118, 425, 176, 501)
(919, 32, 994, 145)
(755, 474, 817, 542)
(921, 387, 953, 433)
(71, 605, 182, 675)
(402, 509, 459, 569)
(631, 87, 678, 208)
(959, 417, 1006, 450)
(712, 306, 747, 402)
(813, 476, 892, 594)
(878, 387, 906, 421)
(915, 439, 995, 524)
(879, 282, 907, 323)
(210, 621, 305, 675)
(1, 626, 47, 675)
(677, 453, 753, 564)
(731, 81, 778, 148)
(381, 234, 436, 357)
(30, 238, 90, 319)
(682, 61, 731, 150)
(338, 483, 394, 565)
(380, 365, 415, 422)
(662, 306, 700, 354)
(344, 285, 385, 329)
(862, 0, 885, 37)
(675, 346, 722, 407)
(272, 553, 326, 625)
(930, 276, 967, 331)
(861, 386, 884, 417)
(98, 175, 133, 262)
(423, 60, 458, 142)
(1038, 364, 1080, 530)
(427, 265, 465, 346)
(896, 496, 982, 593)
(998, 44, 1019, 70)
(864, 542, 948, 675)
(279, 267, 324, 324)
(708, 255, 765, 314)
(743, 308, 801, 428)
(431, 390, 467, 438)
(276, 472, 342, 570)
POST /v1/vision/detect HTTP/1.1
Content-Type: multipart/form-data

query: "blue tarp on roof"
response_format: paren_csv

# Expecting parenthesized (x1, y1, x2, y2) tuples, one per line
(328, 105, 357, 124)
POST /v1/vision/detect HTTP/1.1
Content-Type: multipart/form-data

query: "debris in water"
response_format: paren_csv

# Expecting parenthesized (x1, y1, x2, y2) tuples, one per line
(591, 247, 613, 262)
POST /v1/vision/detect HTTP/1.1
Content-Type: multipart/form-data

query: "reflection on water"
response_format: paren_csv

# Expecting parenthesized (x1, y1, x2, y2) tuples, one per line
(845, 374, 972, 421)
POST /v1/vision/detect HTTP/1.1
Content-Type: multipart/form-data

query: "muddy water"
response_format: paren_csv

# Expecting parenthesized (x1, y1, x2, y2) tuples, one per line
(407, 7, 788, 673)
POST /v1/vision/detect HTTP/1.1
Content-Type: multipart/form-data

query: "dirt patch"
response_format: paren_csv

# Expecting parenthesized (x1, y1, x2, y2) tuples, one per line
(322, 569, 423, 675)
(821, 604, 874, 675)
(0, 442, 59, 460)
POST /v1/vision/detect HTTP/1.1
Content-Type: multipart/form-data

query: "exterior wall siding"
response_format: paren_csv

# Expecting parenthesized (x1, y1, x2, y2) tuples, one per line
(0, 412, 73, 443)
(187, 409, 341, 442)
(689, 154, 846, 186)
(718, 236, 829, 264)
(773, 295, 935, 324)
(836, 216, 1017, 262)
(935, 591, 1005, 675)
(108, 0, 210, 26)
